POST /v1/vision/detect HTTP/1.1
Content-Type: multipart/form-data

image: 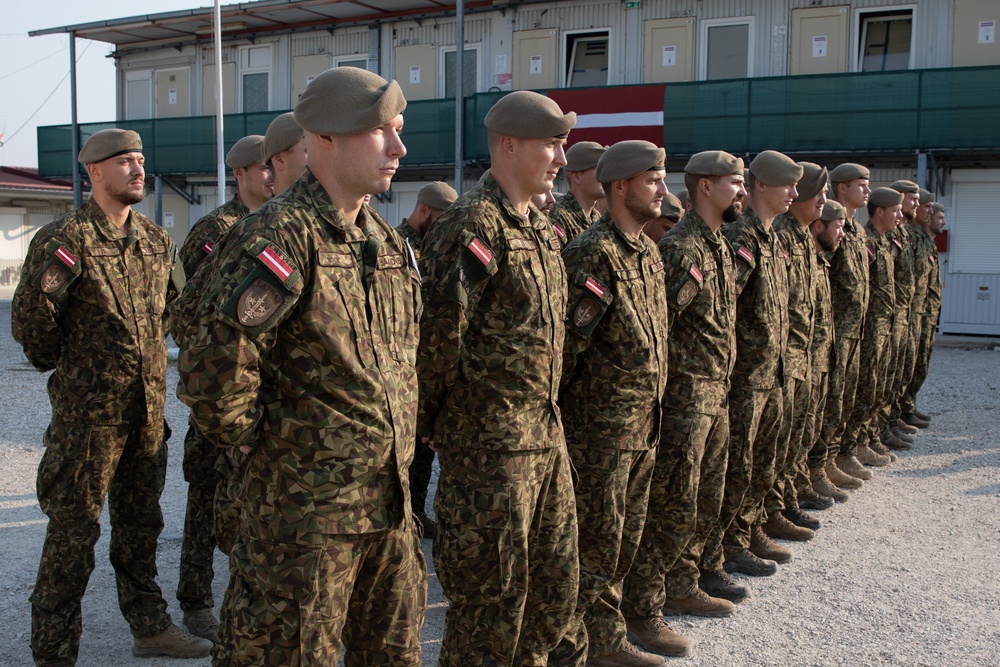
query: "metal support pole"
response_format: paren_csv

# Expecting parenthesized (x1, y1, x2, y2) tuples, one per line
(214, 0, 226, 205)
(916, 151, 928, 190)
(69, 32, 82, 208)
(155, 175, 163, 226)
(453, 0, 465, 195)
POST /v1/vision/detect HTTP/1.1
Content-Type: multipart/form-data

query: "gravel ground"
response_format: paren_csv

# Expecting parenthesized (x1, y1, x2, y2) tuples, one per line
(1, 297, 998, 666)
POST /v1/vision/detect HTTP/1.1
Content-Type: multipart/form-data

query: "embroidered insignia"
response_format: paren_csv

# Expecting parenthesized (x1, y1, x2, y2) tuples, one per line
(468, 237, 493, 266)
(376, 254, 406, 270)
(677, 280, 699, 306)
(689, 265, 703, 284)
(203, 242, 214, 255)
(572, 297, 602, 328)
(54, 246, 77, 268)
(258, 245, 294, 282)
(237, 279, 284, 327)
(40, 264, 69, 294)
(584, 276, 607, 298)
(736, 247, 753, 264)
(548, 238, 562, 251)
(553, 223, 566, 239)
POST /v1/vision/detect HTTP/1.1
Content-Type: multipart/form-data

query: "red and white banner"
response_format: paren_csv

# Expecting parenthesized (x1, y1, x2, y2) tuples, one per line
(546, 84, 666, 148)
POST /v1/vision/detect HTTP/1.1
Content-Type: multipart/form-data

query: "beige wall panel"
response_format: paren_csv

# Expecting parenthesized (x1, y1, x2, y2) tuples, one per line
(791, 6, 849, 75)
(159, 193, 191, 249)
(155, 68, 190, 118)
(202, 63, 236, 115)
(953, 0, 1000, 66)
(395, 44, 437, 101)
(644, 17, 695, 83)
(292, 54, 330, 104)
(514, 29, 559, 90)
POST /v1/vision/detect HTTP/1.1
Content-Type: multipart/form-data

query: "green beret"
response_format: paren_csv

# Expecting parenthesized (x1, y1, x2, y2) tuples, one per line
(820, 200, 847, 222)
(595, 140, 665, 183)
(660, 192, 683, 221)
(263, 113, 304, 165)
(683, 150, 743, 176)
(484, 91, 576, 139)
(829, 163, 870, 183)
(869, 187, 904, 208)
(918, 188, 934, 205)
(564, 142, 607, 172)
(295, 67, 406, 135)
(226, 135, 265, 169)
(793, 162, 828, 201)
(889, 179, 919, 194)
(932, 202, 945, 214)
(749, 150, 803, 187)
(78, 129, 142, 165)
(676, 189, 689, 209)
(417, 181, 458, 211)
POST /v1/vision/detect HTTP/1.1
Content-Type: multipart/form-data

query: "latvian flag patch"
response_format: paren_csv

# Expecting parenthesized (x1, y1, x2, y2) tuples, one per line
(737, 247, 754, 264)
(258, 245, 295, 283)
(55, 246, 77, 268)
(203, 242, 214, 255)
(585, 275, 607, 298)
(468, 237, 493, 267)
(689, 265, 703, 284)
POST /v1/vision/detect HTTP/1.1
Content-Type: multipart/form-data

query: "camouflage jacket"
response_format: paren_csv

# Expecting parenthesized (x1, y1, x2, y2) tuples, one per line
(177, 169, 421, 537)
(908, 221, 930, 318)
(915, 228, 942, 319)
(775, 214, 816, 381)
(828, 216, 870, 339)
(559, 215, 669, 450)
(724, 209, 790, 389)
(396, 218, 422, 261)
(178, 194, 249, 279)
(416, 173, 567, 451)
(12, 199, 181, 425)
(549, 191, 599, 247)
(811, 252, 834, 373)
(886, 220, 915, 313)
(863, 221, 896, 339)
(659, 211, 736, 414)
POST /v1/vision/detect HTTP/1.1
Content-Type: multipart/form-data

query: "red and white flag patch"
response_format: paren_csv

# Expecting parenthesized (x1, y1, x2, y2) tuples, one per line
(737, 247, 753, 264)
(203, 242, 214, 255)
(258, 245, 294, 282)
(553, 223, 566, 239)
(54, 246, 77, 268)
(584, 276, 606, 298)
(867, 245, 876, 258)
(468, 237, 493, 266)
(689, 265, 703, 284)
(893, 238, 904, 250)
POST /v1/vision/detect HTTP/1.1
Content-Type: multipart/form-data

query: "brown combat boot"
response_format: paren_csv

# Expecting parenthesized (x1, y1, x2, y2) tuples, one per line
(811, 466, 849, 503)
(857, 442, 891, 467)
(661, 588, 734, 618)
(903, 412, 930, 428)
(826, 459, 864, 489)
(895, 420, 919, 435)
(913, 408, 932, 422)
(750, 525, 793, 563)
(700, 569, 750, 603)
(891, 425, 915, 442)
(586, 639, 667, 666)
(882, 431, 912, 451)
(869, 437, 898, 462)
(626, 617, 691, 658)
(724, 549, 778, 577)
(763, 512, 814, 541)
(836, 454, 873, 480)
(133, 623, 213, 658)
(183, 608, 219, 643)
(797, 489, 834, 511)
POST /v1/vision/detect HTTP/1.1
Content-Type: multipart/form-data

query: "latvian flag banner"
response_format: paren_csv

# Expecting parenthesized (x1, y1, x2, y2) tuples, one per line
(546, 84, 666, 148)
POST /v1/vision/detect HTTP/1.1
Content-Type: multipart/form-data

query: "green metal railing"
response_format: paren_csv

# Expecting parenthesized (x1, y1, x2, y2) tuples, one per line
(37, 66, 1000, 178)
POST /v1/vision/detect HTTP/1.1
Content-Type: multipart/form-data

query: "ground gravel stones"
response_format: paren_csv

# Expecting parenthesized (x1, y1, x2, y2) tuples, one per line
(1, 299, 998, 666)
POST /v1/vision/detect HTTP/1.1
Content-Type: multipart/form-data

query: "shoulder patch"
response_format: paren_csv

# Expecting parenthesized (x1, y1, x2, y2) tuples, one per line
(468, 236, 494, 266)
(572, 298, 603, 329)
(677, 280, 699, 307)
(867, 245, 876, 258)
(736, 247, 754, 265)
(40, 264, 71, 294)
(689, 265, 703, 284)
(54, 246, 77, 268)
(203, 242, 214, 255)
(237, 279, 285, 327)
(257, 244, 296, 283)
(552, 222, 566, 240)
(584, 275, 607, 298)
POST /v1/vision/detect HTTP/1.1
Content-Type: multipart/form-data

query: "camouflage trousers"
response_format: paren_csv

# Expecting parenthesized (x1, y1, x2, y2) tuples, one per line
(177, 420, 223, 613)
(879, 305, 914, 430)
(213, 522, 427, 667)
(622, 406, 728, 618)
(902, 312, 938, 414)
(888, 307, 921, 421)
(434, 444, 579, 667)
(819, 334, 861, 458)
(409, 436, 436, 516)
(769, 372, 811, 512)
(845, 330, 893, 449)
(214, 447, 243, 556)
(804, 370, 831, 475)
(32, 417, 171, 666)
(722, 382, 784, 553)
(551, 446, 654, 664)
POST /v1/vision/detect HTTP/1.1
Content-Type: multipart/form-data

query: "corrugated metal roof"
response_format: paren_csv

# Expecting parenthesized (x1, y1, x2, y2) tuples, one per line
(0, 167, 76, 194)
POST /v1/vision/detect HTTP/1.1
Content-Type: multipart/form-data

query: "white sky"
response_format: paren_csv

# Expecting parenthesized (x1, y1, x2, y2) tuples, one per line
(1, 1, 207, 169)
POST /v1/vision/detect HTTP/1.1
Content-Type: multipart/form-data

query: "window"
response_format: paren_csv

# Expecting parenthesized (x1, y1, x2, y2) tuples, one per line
(240, 45, 272, 112)
(125, 70, 153, 120)
(440, 45, 479, 98)
(336, 56, 368, 70)
(699, 18, 755, 80)
(857, 8, 914, 72)
(565, 31, 609, 87)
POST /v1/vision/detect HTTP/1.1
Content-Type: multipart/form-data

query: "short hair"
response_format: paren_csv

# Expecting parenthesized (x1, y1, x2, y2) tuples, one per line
(866, 201, 879, 217)
(683, 172, 722, 206)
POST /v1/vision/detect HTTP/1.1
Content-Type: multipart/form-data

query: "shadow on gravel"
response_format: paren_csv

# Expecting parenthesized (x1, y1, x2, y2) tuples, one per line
(962, 484, 1000, 496)
(892, 449, 1000, 480)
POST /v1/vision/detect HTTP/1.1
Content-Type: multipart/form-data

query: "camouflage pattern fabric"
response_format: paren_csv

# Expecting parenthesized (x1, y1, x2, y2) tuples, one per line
(819, 216, 870, 457)
(622, 211, 737, 611)
(417, 174, 576, 664)
(214, 523, 426, 667)
(807, 254, 835, 470)
(548, 190, 600, 247)
(178, 194, 249, 278)
(434, 446, 578, 667)
(720, 208, 789, 550)
(804, 370, 830, 476)
(880, 221, 916, 429)
(177, 168, 425, 662)
(903, 230, 942, 413)
(11, 199, 180, 664)
(396, 218, 423, 260)
(552, 215, 668, 660)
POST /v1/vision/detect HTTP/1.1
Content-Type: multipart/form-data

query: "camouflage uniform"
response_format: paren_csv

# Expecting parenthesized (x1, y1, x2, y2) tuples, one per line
(819, 216, 869, 459)
(845, 223, 896, 449)
(770, 214, 816, 511)
(804, 253, 835, 480)
(903, 229, 942, 413)
(396, 218, 422, 258)
(417, 174, 577, 667)
(548, 190, 600, 246)
(720, 209, 789, 554)
(11, 199, 182, 665)
(178, 169, 427, 666)
(879, 222, 915, 436)
(550, 215, 668, 663)
(622, 211, 736, 618)
(174, 194, 249, 616)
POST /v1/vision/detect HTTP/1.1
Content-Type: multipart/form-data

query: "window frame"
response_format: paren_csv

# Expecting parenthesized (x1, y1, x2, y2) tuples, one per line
(851, 5, 916, 73)
(562, 28, 611, 88)
(697, 16, 756, 81)
(437, 42, 481, 98)
(238, 44, 274, 113)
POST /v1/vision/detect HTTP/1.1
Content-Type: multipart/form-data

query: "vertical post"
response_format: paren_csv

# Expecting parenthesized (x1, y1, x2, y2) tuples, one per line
(69, 31, 82, 208)
(916, 151, 927, 190)
(453, 0, 465, 195)
(214, 0, 226, 205)
(155, 175, 163, 226)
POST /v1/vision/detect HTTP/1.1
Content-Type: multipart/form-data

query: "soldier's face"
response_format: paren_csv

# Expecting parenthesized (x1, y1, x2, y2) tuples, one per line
(241, 160, 275, 203)
(760, 181, 798, 215)
(707, 174, 746, 223)
(789, 185, 827, 223)
(93, 152, 145, 206)
(915, 201, 932, 225)
(571, 167, 605, 201)
(840, 178, 870, 209)
(517, 136, 568, 195)
(817, 218, 844, 252)
(901, 192, 919, 219)
(332, 114, 406, 197)
(623, 170, 667, 224)
(278, 137, 308, 181)
(930, 211, 947, 234)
